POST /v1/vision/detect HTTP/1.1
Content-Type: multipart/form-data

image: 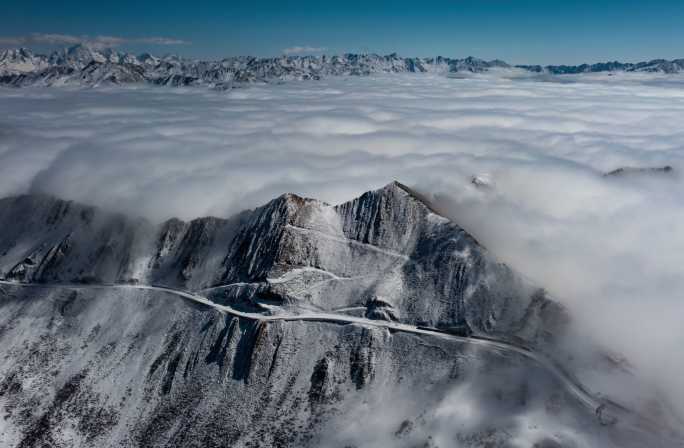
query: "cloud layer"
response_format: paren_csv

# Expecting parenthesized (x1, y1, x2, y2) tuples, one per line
(0, 33, 189, 49)
(1, 73, 683, 422)
(282, 45, 327, 55)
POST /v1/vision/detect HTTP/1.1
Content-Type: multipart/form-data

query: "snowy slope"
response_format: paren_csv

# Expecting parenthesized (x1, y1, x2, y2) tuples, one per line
(0, 184, 679, 447)
(0, 284, 659, 448)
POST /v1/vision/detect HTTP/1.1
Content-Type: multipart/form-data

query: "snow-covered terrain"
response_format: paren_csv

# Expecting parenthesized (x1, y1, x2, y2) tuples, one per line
(0, 284, 647, 448)
(0, 183, 562, 342)
(0, 184, 678, 447)
(3, 44, 684, 88)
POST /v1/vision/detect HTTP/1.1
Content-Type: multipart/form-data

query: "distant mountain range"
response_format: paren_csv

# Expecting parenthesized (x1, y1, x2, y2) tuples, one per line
(1, 44, 684, 88)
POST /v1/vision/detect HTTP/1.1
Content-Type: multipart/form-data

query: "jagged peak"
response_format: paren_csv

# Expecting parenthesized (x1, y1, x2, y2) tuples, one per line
(235, 192, 330, 235)
(353, 180, 486, 250)
(376, 180, 447, 218)
(0, 47, 35, 58)
(267, 192, 326, 212)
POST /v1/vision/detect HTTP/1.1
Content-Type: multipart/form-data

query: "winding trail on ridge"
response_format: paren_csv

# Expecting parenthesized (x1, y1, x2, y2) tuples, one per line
(0, 279, 636, 427)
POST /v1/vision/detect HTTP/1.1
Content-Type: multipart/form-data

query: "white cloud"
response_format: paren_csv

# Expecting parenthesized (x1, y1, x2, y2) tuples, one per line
(318, 363, 627, 447)
(282, 45, 327, 55)
(0, 37, 24, 46)
(135, 36, 190, 46)
(0, 33, 190, 49)
(1, 73, 684, 431)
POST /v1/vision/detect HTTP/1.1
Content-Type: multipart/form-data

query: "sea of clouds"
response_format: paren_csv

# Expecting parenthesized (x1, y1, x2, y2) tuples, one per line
(1, 73, 683, 442)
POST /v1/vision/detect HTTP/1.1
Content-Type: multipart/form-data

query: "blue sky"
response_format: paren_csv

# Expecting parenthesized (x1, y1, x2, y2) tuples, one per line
(2, 0, 684, 64)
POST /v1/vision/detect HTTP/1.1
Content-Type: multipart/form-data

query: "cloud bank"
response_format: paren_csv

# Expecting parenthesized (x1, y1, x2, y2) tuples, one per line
(282, 45, 327, 55)
(1, 73, 683, 429)
(0, 33, 190, 49)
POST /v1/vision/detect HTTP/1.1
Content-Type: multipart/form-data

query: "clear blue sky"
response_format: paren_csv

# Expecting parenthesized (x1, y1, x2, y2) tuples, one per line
(2, 0, 684, 64)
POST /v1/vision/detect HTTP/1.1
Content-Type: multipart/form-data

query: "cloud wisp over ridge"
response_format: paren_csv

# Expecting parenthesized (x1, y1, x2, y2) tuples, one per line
(282, 45, 327, 55)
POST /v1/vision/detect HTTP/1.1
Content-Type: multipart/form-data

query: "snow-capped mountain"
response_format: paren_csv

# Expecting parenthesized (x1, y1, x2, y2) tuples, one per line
(0, 182, 678, 447)
(0, 182, 562, 343)
(0, 48, 49, 75)
(522, 59, 684, 74)
(47, 44, 108, 68)
(46, 44, 141, 69)
(137, 52, 160, 66)
(3, 44, 683, 89)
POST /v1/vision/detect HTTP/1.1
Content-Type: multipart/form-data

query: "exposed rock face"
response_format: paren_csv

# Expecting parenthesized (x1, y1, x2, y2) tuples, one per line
(0, 183, 562, 346)
(0, 195, 144, 284)
(0, 195, 246, 290)
(364, 296, 400, 321)
(604, 165, 675, 177)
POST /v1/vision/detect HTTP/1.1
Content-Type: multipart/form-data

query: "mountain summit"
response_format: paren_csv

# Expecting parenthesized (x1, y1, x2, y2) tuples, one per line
(0, 182, 561, 343)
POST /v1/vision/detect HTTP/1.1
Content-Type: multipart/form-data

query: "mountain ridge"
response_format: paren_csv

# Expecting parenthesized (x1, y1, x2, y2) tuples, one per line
(2, 44, 684, 88)
(0, 182, 562, 347)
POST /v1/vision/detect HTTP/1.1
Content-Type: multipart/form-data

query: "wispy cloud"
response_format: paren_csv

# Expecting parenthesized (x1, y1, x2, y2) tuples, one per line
(282, 45, 327, 55)
(135, 37, 189, 46)
(0, 33, 190, 49)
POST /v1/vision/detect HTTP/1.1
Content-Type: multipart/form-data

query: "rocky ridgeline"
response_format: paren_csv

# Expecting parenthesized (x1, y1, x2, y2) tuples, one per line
(0, 182, 563, 346)
(2, 45, 684, 88)
(0, 45, 489, 88)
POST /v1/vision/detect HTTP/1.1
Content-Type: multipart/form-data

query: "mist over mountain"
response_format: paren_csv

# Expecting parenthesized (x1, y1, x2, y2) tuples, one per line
(3, 44, 684, 88)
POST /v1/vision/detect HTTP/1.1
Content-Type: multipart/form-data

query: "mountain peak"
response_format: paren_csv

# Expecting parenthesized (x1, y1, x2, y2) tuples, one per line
(379, 180, 446, 218)
(0, 188, 558, 341)
(262, 192, 328, 219)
